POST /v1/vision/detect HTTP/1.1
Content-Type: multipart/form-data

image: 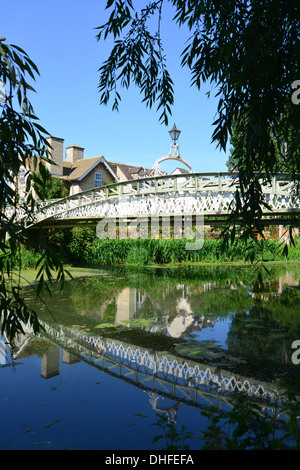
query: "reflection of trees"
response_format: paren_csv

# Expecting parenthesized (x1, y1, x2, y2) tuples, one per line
(66, 277, 124, 312)
(25, 276, 125, 328)
(256, 287, 300, 328)
(188, 284, 253, 318)
(226, 282, 300, 367)
(227, 305, 299, 365)
(23, 265, 300, 360)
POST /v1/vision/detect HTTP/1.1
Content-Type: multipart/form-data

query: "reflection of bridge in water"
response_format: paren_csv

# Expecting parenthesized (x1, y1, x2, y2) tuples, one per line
(13, 320, 289, 415)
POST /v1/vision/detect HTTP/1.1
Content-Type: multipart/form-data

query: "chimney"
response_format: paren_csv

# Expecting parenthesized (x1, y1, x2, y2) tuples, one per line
(65, 144, 84, 164)
(46, 136, 64, 176)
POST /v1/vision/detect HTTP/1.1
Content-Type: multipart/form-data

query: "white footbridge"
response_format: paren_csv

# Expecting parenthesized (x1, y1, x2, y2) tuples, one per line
(8, 172, 300, 229)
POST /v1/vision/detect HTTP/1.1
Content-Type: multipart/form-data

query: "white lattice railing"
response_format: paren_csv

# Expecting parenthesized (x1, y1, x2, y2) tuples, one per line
(6, 172, 300, 227)
(42, 322, 278, 402)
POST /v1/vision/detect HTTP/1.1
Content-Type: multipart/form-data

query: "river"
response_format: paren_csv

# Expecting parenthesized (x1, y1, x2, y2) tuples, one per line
(1, 262, 300, 450)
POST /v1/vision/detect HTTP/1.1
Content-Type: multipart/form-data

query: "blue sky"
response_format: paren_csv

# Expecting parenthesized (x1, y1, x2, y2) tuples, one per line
(2, 0, 230, 174)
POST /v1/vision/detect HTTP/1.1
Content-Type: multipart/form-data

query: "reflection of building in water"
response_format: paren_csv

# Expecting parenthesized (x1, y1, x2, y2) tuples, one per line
(41, 349, 79, 379)
(250, 275, 299, 300)
(115, 288, 137, 325)
(114, 274, 299, 338)
(168, 315, 215, 338)
(114, 285, 217, 338)
(278, 275, 299, 294)
(136, 290, 144, 309)
(0, 327, 79, 378)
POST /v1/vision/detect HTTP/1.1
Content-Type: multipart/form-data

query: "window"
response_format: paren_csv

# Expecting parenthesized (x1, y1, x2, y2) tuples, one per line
(20, 169, 26, 187)
(95, 172, 103, 188)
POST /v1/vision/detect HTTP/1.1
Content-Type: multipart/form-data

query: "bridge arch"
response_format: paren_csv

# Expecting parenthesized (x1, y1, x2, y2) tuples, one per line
(7, 172, 300, 230)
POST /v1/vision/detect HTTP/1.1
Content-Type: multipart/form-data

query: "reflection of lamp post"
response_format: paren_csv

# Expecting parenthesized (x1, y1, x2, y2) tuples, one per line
(151, 123, 192, 175)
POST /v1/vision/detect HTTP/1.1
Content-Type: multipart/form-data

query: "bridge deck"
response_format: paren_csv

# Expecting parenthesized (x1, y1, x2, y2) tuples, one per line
(6, 172, 300, 229)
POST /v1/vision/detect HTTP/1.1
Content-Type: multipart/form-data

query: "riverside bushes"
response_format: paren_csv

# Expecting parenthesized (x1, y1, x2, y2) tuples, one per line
(89, 237, 300, 266)
(12, 227, 300, 268)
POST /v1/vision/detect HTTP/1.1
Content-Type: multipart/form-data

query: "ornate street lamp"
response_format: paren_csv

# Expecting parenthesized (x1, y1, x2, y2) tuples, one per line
(168, 123, 181, 159)
(169, 123, 181, 143)
(151, 124, 192, 175)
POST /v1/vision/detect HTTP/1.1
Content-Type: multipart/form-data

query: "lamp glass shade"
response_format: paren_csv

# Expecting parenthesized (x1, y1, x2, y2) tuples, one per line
(169, 124, 181, 141)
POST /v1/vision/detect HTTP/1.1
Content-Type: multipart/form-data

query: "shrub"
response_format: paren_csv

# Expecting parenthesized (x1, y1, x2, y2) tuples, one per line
(12, 233, 300, 268)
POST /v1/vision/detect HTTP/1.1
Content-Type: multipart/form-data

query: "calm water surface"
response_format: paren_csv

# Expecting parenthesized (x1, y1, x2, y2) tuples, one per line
(1, 263, 300, 450)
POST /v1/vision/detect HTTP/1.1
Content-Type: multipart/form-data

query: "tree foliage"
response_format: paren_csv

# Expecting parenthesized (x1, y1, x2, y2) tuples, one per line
(33, 172, 69, 200)
(0, 38, 70, 342)
(226, 113, 298, 174)
(96, 0, 300, 245)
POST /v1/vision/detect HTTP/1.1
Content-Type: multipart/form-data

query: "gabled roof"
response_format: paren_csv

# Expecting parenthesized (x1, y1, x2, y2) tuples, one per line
(64, 156, 118, 181)
(107, 161, 153, 180)
(171, 167, 189, 174)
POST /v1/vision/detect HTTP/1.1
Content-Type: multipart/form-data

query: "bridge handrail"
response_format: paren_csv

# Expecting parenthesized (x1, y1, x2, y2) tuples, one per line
(5, 171, 299, 227)
(34, 171, 299, 210)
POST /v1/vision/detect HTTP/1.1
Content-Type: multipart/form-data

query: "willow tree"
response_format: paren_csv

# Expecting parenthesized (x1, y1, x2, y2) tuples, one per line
(96, 0, 300, 255)
(0, 38, 70, 342)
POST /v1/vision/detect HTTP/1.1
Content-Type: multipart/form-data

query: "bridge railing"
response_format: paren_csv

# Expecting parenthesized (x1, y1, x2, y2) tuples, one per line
(32, 171, 299, 210)
(5, 172, 300, 226)
(38, 320, 286, 407)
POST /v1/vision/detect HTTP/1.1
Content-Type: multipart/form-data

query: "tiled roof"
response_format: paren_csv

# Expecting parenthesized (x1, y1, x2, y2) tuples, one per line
(107, 161, 153, 179)
(171, 167, 189, 174)
(24, 154, 154, 183)
(64, 156, 103, 181)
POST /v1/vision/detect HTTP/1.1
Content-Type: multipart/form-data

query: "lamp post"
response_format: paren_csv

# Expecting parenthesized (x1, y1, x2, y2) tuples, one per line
(169, 123, 181, 143)
(168, 123, 181, 158)
(152, 123, 192, 175)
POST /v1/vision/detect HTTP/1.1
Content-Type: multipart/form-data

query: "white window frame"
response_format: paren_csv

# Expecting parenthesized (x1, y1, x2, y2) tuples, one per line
(95, 172, 103, 188)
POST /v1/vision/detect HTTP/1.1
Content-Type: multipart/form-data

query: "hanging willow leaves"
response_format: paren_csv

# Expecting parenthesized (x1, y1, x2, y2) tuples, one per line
(0, 38, 71, 342)
(96, 0, 300, 260)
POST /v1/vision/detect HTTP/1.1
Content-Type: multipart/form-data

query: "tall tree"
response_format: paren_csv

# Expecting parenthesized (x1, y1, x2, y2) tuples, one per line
(33, 173, 69, 200)
(226, 113, 297, 174)
(96, 0, 300, 247)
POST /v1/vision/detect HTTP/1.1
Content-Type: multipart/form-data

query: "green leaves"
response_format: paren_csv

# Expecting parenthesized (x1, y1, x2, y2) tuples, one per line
(152, 413, 192, 449)
(32, 171, 68, 200)
(96, 0, 300, 260)
(201, 390, 300, 450)
(97, 0, 174, 124)
(0, 275, 42, 340)
(0, 39, 71, 343)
